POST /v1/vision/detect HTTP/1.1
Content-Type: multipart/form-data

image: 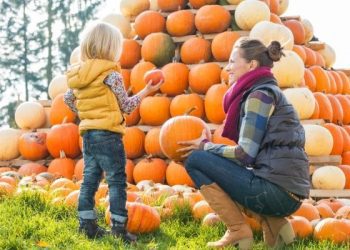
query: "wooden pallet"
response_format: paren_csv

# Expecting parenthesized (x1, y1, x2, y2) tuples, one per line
(309, 189, 350, 198)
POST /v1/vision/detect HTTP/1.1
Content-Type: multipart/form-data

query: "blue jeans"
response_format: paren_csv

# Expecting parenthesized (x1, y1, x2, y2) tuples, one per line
(78, 130, 127, 224)
(185, 150, 301, 217)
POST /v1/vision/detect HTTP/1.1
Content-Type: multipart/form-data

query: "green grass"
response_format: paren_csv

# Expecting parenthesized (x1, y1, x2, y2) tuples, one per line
(0, 192, 349, 250)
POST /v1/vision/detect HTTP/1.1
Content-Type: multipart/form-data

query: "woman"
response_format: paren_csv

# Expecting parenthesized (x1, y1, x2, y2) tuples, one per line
(179, 38, 310, 249)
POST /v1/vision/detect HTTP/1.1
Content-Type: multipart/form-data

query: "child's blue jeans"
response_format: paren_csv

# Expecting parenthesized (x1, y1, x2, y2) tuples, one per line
(78, 129, 127, 224)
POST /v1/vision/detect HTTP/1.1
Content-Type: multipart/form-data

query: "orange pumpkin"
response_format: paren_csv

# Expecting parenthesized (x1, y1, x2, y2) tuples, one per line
(212, 125, 236, 145)
(326, 94, 343, 124)
(339, 126, 350, 152)
(292, 202, 320, 221)
(314, 218, 350, 244)
(289, 216, 313, 238)
(315, 202, 335, 219)
(134, 11, 166, 39)
(192, 200, 214, 220)
(126, 202, 161, 233)
(314, 51, 326, 67)
(195, 5, 231, 34)
(180, 37, 212, 64)
(170, 93, 204, 118)
(0, 182, 15, 196)
(158, 0, 187, 11)
(119, 39, 141, 69)
(205, 83, 229, 124)
(130, 61, 156, 94)
(122, 127, 145, 159)
(74, 159, 84, 181)
(303, 46, 317, 67)
(310, 99, 319, 119)
(121, 69, 131, 91)
(189, 0, 217, 9)
(211, 31, 241, 62)
(126, 159, 135, 183)
(304, 68, 316, 92)
(166, 10, 195, 37)
(144, 69, 165, 86)
(189, 63, 221, 94)
(125, 106, 141, 126)
(338, 165, 350, 189)
(335, 205, 350, 219)
(144, 128, 166, 158)
(18, 163, 47, 176)
(49, 94, 76, 125)
(338, 71, 350, 94)
(166, 161, 195, 187)
(293, 45, 306, 64)
(270, 13, 282, 24)
(283, 20, 305, 45)
(316, 198, 345, 213)
(313, 92, 333, 122)
(323, 123, 344, 155)
(48, 151, 76, 179)
(133, 157, 167, 183)
(139, 96, 171, 126)
(160, 63, 189, 96)
(18, 132, 49, 160)
(309, 65, 330, 93)
(327, 71, 337, 95)
(330, 71, 343, 94)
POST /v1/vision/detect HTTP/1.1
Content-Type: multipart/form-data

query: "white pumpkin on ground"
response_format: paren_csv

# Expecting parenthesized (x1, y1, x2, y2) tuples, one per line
(301, 18, 314, 44)
(283, 88, 315, 120)
(15, 102, 46, 129)
(235, 0, 270, 31)
(120, 0, 150, 19)
(312, 166, 346, 190)
(303, 125, 333, 156)
(69, 47, 80, 65)
(101, 13, 131, 38)
(272, 50, 304, 87)
(0, 128, 22, 160)
(318, 43, 336, 69)
(250, 21, 294, 50)
(277, 0, 289, 16)
(48, 74, 68, 100)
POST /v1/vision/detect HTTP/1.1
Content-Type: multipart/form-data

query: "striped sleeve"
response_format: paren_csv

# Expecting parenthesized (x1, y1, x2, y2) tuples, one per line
(202, 90, 275, 166)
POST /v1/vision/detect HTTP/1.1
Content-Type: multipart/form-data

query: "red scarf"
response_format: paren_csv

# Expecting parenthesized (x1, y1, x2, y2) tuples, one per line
(222, 67, 274, 142)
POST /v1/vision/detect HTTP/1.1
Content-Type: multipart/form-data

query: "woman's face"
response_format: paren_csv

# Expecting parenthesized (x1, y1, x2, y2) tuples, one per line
(225, 48, 251, 85)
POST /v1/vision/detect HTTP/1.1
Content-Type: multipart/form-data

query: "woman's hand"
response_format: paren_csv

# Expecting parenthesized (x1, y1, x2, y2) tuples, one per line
(177, 129, 208, 158)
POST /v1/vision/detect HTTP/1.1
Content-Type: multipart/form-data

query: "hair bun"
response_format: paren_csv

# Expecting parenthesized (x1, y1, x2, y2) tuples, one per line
(267, 41, 284, 62)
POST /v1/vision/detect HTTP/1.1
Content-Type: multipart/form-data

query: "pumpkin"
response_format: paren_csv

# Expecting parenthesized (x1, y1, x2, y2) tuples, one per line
(289, 216, 313, 238)
(283, 88, 315, 120)
(195, 5, 231, 34)
(15, 102, 46, 129)
(49, 93, 76, 125)
(303, 68, 316, 92)
(122, 127, 145, 159)
(130, 61, 156, 94)
(101, 13, 131, 38)
(159, 114, 212, 161)
(303, 124, 333, 156)
(160, 63, 189, 96)
(331, 71, 343, 94)
(315, 52, 326, 68)
(313, 92, 333, 122)
(212, 125, 236, 145)
(310, 99, 319, 119)
(48, 151, 76, 179)
(326, 71, 337, 94)
(180, 37, 212, 64)
(18, 163, 47, 176)
(18, 132, 48, 161)
(343, 151, 350, 165)
(157, 0, 187, 11)
(276, 0, 289, 16)
(144, 128, 165, 158)
(69, 47, 80, 65)
(316, 198, 345, 213)
(314, 218, 350, 244)
(250, 21, 294, 50)
(125, 159, 135, 183)
(211, 31, 241, 62)
(335, 205, 350, 219)
(141, 32, 176, 67)
(0, 182, 15, 197)
(272, 50, 304, 87)
(338, 71, 350, 94)
(119, 39, 141, 69)
(170, 93, 204, 118)
(121, 69, 131, 90)
(338, 165, 350, 189)
(166, 161, 195, 187)
(64, 189, 80, 207)
(292, 202, 320, 221)
(120, 0, 150, 19)
(126, 202, 161, 233)
(133, 157, 167, 183)
(303, 46, 317, 67)
(205, 83, 229, 124)
(315, 203, 335, 219)
(283, 20, 305, 45)
(74, 159, 84, 181)
(339, 126, 350, 152)
(139, 96, 171, 126)
(134, 11, 166, 39)
(301, 18, 314, 43)
(0, 176, 16, 187)
(235, 0, 270, 31)
(323, 123, 344, 155)
(292, 45, 306, 64)
(0, 128, 21, 160)
(312, 166, 346, 190)
(125, 106, 141, 126)
(189, 63, 221, 94)
(318, 43, 336, 69)
(326, 95, 343, 124)
(189, 0, 217, 8)
(309, 66, 331, 93)
(166, 10, 196, 37)
(50, 177, 77, 190)
(202, 213, 221, 226)
(192, 200, 214, 219)
(48, 74, 68, 99)
(270, 13, 282, 24)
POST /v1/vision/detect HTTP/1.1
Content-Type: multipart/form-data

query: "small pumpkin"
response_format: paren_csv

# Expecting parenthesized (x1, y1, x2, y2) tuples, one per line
(18, 132, 48, 160)
(48, 151, 76, 179)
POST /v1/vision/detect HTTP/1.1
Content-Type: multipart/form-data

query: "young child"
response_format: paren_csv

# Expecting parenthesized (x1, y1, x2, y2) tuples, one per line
(64, 21, 162, 242)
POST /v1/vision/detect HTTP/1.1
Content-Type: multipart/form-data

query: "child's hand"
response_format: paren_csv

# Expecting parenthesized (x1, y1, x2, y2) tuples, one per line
(145, 79, 164, 93)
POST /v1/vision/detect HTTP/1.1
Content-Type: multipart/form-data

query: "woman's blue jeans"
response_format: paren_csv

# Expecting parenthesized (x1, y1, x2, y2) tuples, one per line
(78, 130, 127, 224)
(184, 150, 301, 217)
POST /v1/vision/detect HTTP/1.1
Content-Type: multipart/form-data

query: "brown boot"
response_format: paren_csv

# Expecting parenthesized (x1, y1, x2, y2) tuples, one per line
(200, 183, 253, 250)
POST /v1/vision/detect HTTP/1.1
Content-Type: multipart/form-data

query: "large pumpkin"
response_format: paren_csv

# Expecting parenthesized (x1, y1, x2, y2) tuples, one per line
(303, 124, 333, 156)
(119, 39, 141, 69)
(250, 21, 294, 50)
(134, 11, 166, 39)
(159, 115, 212, 161)
(189, 63, 221, 94)
(313, 92, 333, 122)
(314, 218, 350, 244)
(235, 0, 270, 31)
(312, 166, 346, 190)
(195, 5, 231, 34)
(0, 128, 21, 161)
(101, 13, 131, 38)
(166, 161, 195, 187)
(49, 93, 76, 125)
(46, 122, 81, 158)
(180, 37, 212, 64)
(272, 50, 304, 87)
(18, 132, 48, 161)
(15, 102, 46, 129)
(139, 96, 171, 126)
(48, 151, 76, 179)
(318, 43, 336, 69)
(141, 32, 176, 67)
(323, 123, 344, 155)
(283, 20, 305, 45)
(211, 31, 241, 62)
(48, 74, 68, 100)
(160, 63, 189, 96)
(205, 83, 229, 124)
(120, 0, 150, 19)
(133, 157, 167, 183)
(282, 88, 315, 120)
(166, 10, 195, 37)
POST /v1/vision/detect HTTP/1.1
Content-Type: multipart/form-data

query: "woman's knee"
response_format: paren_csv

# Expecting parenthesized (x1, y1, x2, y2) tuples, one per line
(184, 150, 206, 171)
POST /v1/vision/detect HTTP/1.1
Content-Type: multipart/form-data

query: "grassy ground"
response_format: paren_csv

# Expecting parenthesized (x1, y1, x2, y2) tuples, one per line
(0, 192, 349, 250)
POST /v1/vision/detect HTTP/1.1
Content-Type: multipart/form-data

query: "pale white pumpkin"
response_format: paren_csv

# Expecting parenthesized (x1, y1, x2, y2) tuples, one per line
(15, 102, 46, 129)
(101, 13, 131, 38)
(235, 0, 270, 31)
(318, 43, 336, 69)
(272, 50, 304, 87)
(250, 21, 294, 50)
(0, 128, 22, 160)
(48, 74, 68, 100)
(303, 125, 333, 156)
(301, 18, 314, 44)
(69, 47, 80, 65)
(283, 88, 315, 120)
(312, 166, 346, 190)
(149, 0, 159, 11)
(120, 0, 150, 19)
(277, 0, 289, 16)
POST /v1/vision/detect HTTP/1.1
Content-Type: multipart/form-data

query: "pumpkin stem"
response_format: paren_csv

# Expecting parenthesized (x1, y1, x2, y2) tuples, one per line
(62, 116, 68, 124)
(59, 150, 67, 159)
(184, 106, 197, 116)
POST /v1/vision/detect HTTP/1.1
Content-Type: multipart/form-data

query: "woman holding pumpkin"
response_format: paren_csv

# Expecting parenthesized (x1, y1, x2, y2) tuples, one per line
(63, 21, 163, 242)
(180, 38, 310, 249)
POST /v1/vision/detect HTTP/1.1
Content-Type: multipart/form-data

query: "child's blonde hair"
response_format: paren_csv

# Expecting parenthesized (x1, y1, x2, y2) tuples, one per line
(80, 21, 123, 62)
